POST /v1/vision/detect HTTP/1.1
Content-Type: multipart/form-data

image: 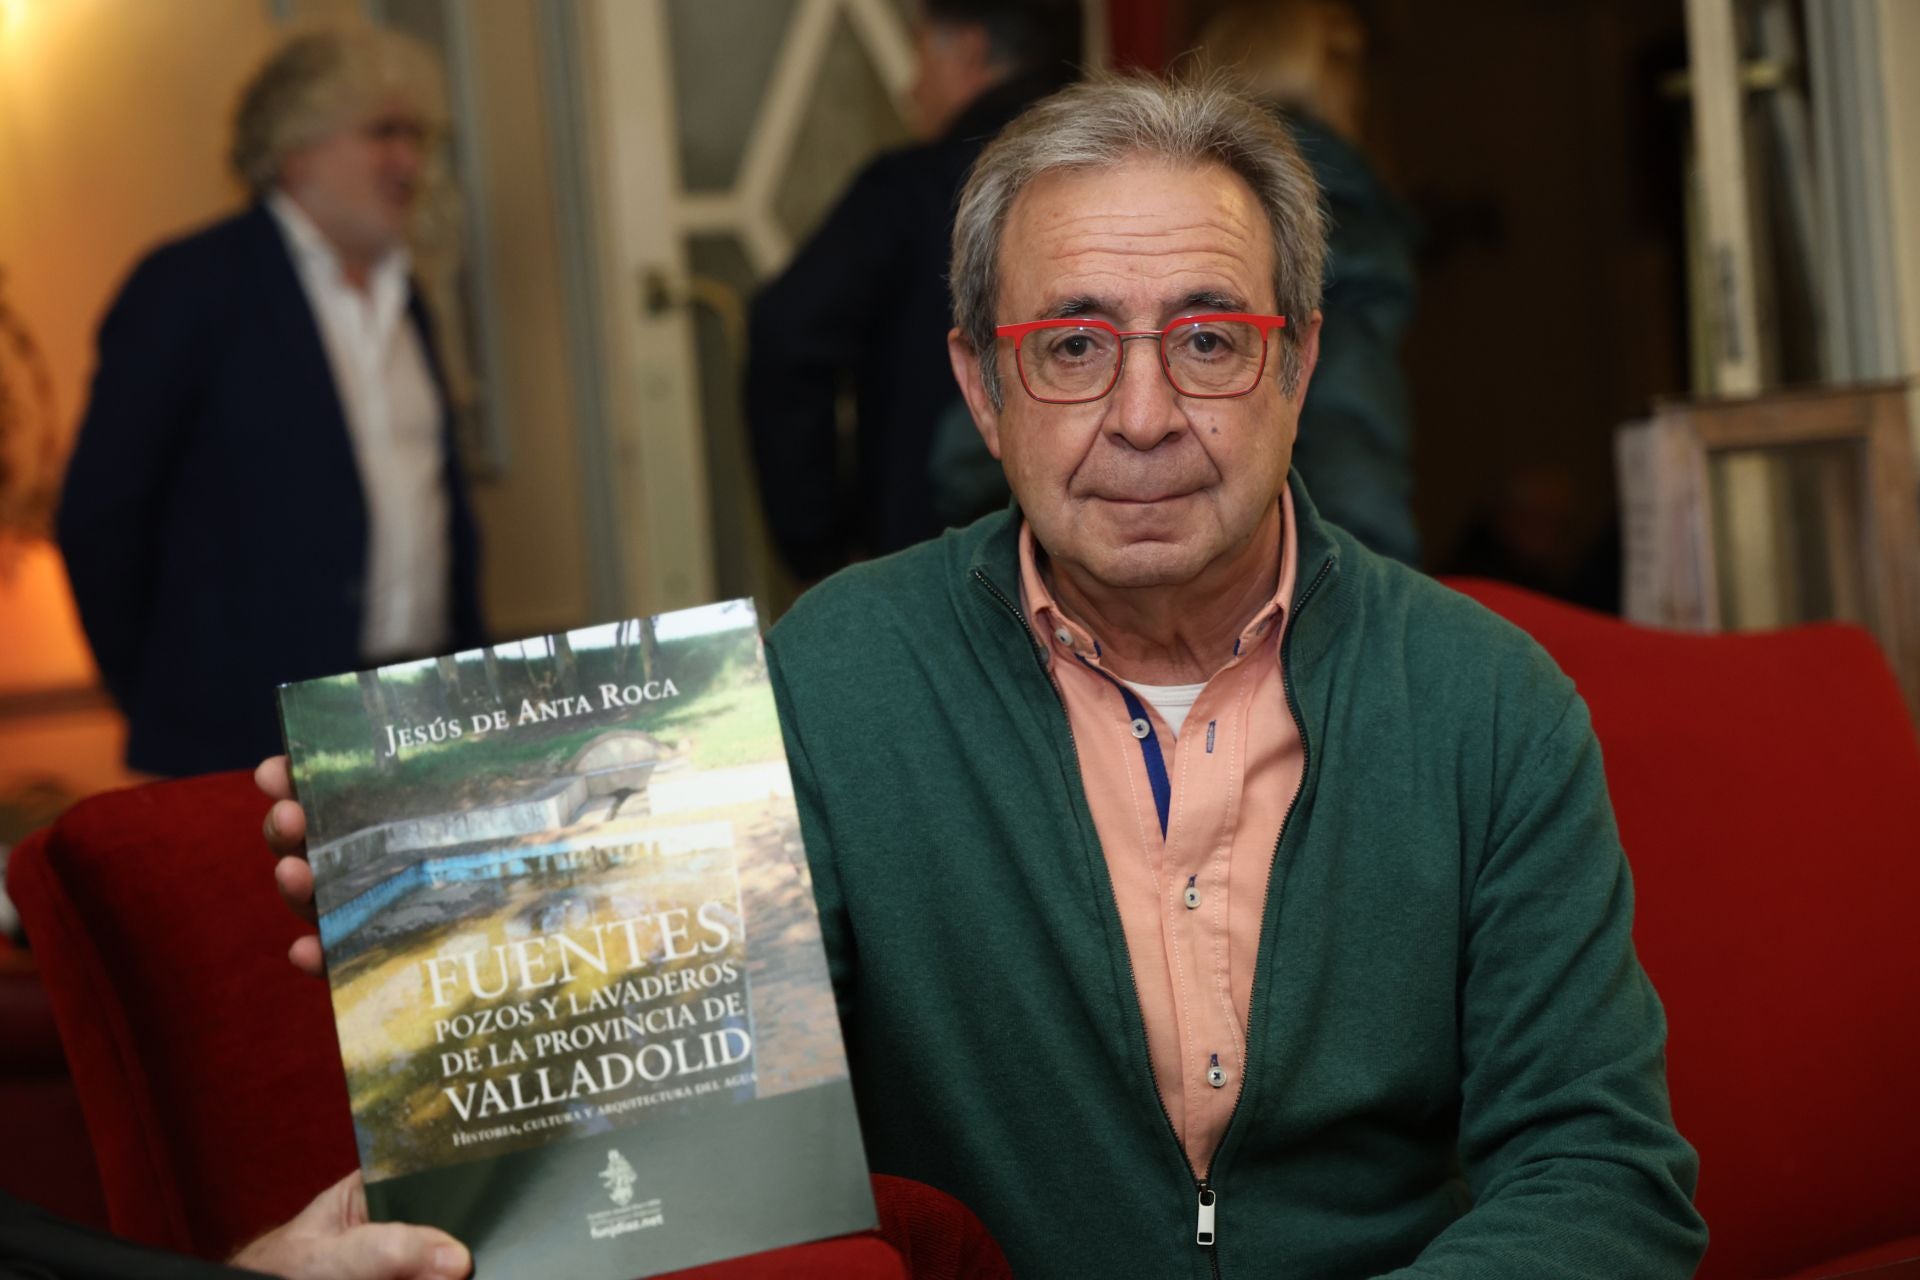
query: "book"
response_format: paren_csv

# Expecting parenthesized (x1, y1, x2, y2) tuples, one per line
(277, 601, 874, 1277)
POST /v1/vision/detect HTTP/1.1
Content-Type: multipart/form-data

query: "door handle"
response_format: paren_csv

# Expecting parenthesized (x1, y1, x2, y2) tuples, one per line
(638, 267, 746, 356)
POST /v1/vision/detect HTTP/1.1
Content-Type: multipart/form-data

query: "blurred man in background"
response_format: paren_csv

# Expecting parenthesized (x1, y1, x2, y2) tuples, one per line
(1195, 0, 1423, 565)
(58, 27, 485, 777)
(745, 0, 1083, 581)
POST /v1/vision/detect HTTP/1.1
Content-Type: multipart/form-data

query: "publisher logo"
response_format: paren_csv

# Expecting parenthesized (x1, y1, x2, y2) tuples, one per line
(600, 1149, 637, 1206)
(587, 1148, 663, 1240)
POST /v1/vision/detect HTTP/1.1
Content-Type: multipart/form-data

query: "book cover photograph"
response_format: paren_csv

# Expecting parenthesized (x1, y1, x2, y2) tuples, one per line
(277, 601, 873, 1277)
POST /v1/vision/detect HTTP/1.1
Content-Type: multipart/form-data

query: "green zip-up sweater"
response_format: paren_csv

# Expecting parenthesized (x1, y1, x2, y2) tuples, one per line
(765, 475, 1705, 1278)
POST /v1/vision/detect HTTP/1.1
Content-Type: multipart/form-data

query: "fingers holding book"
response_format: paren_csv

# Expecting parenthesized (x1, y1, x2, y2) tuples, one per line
(257, 753, 325, 976)
(228, 1169, 472, 1280)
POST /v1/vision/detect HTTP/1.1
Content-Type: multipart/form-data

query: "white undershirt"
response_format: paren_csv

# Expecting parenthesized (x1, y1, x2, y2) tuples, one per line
(269, 191, 449, 661)
(1119, 679, 1210, 738)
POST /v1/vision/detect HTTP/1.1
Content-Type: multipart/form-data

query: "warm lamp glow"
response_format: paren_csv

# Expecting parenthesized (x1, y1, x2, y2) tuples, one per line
(0, 0, 24, 35)
(0, 541, 100, 694)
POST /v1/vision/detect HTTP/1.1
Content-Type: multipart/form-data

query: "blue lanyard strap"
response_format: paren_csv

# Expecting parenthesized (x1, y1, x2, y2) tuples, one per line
(1078, 655, 1172, 839)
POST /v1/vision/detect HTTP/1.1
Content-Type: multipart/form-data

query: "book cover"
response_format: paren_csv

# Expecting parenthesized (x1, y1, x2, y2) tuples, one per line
(277, 601, 873, 1277)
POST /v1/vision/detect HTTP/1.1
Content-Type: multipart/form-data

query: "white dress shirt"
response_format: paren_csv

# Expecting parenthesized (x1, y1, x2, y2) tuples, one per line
(269, 191, 451, 661)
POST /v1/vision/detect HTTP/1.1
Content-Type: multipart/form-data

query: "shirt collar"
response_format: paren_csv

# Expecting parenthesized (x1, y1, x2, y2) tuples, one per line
(1019, 483, 1302, 672)
(266, 190, 412, 303)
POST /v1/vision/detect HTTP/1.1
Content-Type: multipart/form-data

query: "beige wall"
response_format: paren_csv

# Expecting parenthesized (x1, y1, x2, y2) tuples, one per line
(462, 0, 591, 640)
(0, 0, 588, 789)
(0, 2, 275, 407)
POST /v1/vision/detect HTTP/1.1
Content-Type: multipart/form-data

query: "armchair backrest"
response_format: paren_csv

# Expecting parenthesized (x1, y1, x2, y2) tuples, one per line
(5, 770, 356, 1257)
(1449, 578, 1920, 1280)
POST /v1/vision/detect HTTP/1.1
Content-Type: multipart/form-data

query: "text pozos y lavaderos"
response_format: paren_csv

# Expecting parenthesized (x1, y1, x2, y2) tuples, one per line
(423, 904, 749, 1123)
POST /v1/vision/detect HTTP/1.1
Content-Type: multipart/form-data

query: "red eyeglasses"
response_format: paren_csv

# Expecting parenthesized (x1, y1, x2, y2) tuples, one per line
(994, 313, 1288, 404)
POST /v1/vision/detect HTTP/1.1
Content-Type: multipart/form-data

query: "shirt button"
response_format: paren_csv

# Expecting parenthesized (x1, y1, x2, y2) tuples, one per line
(1184, 884, 1201, 910)
(1130, 718, 1151, 739)
(1054, 627, 1074, 647)
(1207, 1062, 1227, 1089)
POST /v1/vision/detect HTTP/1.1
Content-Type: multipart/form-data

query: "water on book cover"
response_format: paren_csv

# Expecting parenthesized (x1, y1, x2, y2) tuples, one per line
(278, 601, 872, 1276)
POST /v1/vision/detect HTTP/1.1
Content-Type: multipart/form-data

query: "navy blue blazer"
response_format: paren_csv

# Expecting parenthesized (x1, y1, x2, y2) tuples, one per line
(58, 205, 485, 776)
(743, 72, 1061, 579)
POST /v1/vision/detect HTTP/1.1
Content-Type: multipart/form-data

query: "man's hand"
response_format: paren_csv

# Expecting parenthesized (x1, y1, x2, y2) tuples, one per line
(256, 755, 325, 977)
(229, 1169, 470, 1280)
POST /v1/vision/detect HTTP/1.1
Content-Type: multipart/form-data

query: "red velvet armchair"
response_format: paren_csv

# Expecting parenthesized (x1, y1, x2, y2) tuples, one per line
(1448, 580, 1920, 1280)
(5, 771, 1006, 1278)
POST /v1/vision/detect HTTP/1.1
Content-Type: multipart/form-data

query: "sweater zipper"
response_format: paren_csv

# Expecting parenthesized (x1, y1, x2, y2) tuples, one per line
(1199, 552, 1334, 1275)
(974, 555, 1334, 1279)
(1197, 1180, 1220, 1278)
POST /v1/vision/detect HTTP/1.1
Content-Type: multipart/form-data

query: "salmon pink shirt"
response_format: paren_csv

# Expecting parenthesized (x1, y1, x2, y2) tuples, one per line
(1018, 489, 1304, 1176)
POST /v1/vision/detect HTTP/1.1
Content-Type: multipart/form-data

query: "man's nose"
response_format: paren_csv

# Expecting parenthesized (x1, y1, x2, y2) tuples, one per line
(1105, 337, 1183, 450)
(389, 138, 425, 174)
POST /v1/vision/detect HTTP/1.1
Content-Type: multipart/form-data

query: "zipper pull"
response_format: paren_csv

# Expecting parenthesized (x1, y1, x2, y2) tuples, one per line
(1196, 1182, 1217, 1247)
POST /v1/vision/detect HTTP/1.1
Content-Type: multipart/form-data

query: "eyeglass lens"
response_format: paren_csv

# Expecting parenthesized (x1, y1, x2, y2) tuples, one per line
(1019, 320, 1267, 401)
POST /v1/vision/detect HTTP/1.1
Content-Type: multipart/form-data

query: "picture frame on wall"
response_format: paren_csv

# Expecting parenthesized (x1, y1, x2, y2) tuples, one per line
(1617, 382, 1920, 724)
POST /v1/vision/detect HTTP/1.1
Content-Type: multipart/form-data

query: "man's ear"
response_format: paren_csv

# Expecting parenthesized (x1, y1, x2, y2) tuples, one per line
(1289, 309, 1324, 407)
(276, 150, 310, 194)
(948, 327, 1005, 459)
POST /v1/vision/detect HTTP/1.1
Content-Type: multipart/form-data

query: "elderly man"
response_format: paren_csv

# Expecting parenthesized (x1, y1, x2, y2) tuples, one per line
(59, 26, 484, 777)
(267, 76, 1703, 1278)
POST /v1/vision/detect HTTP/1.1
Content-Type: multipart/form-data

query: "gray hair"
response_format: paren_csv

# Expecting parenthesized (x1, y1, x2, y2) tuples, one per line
(951, 73, 1327, 407)
(230, 25, 445, 194)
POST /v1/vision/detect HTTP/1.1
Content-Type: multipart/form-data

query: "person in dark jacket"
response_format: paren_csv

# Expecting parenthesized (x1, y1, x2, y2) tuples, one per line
(57, 28, 485, 776)
(1195, 0, 1422, 565)
(744, 0, 1082, 580)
